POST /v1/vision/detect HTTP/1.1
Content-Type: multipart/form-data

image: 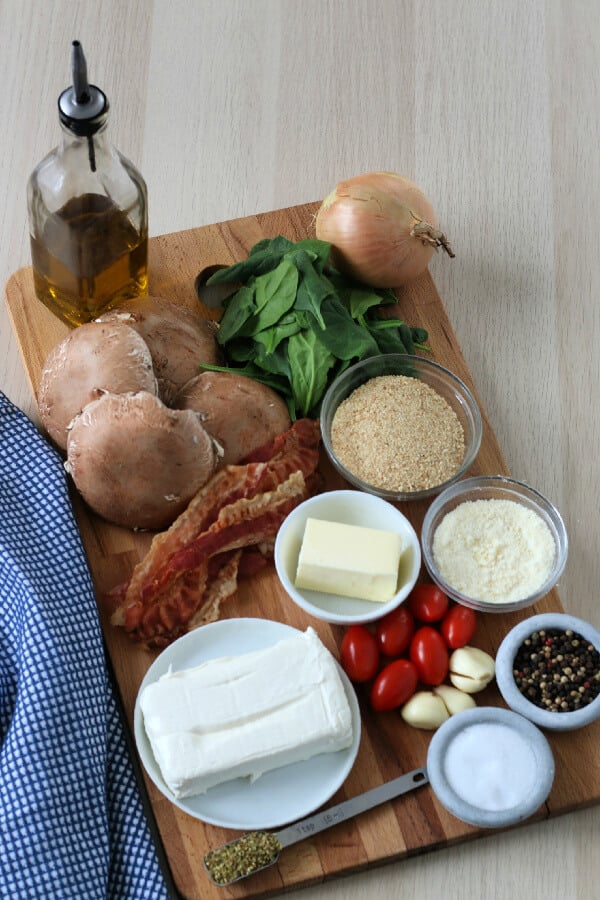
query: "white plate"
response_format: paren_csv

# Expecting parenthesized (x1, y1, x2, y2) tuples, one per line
(134, 617, 361, 831)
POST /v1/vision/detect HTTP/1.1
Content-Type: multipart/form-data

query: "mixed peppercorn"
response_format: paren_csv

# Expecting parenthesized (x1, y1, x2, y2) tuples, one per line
(512, 628, 600, 712)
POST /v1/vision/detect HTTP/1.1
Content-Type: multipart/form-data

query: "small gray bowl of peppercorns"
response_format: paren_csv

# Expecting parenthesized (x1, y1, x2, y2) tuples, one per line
(496, 613, 600, 731)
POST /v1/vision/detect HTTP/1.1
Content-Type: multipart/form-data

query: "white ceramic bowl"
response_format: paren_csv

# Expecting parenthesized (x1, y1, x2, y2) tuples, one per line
(421, 475, 568, 613)
(495, 613, 600, 731)
(274, 490, 421, 624)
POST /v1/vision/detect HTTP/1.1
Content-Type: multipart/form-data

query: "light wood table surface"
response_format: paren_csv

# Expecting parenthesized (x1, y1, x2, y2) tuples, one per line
(1, 2, 599, 898)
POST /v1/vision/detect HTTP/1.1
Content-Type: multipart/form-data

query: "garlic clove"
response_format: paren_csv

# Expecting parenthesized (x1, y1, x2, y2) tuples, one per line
(433, 684, 476, 714)
(401, 691, 449, 730)
(449, 672, 488, 693)
(449, 646, 495, 694)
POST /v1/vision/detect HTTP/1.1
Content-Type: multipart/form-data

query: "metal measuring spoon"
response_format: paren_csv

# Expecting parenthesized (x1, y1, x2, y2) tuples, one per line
(203, 766, 428, 886)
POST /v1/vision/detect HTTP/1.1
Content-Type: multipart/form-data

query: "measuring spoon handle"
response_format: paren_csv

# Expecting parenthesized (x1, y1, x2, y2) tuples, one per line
(276, 766, 428, 849)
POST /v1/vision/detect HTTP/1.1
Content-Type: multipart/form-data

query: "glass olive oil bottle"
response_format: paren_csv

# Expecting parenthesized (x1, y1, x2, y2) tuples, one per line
(27, 40, 148, 326)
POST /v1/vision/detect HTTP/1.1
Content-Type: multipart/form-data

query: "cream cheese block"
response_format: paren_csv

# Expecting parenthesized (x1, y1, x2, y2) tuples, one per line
(295, 517, 403, 602)
(139, 626, 353, 799)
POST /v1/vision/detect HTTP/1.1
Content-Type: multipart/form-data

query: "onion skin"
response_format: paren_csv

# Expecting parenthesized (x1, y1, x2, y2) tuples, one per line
(315, 171, 454, 288)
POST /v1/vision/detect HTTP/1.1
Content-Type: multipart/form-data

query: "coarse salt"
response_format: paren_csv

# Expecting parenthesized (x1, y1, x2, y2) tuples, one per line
(432, 498, 555, 604)
(443, 722, 538, 812)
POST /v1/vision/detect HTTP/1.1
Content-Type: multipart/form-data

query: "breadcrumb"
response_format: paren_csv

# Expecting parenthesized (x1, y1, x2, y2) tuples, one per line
(330, 375, 464, 492)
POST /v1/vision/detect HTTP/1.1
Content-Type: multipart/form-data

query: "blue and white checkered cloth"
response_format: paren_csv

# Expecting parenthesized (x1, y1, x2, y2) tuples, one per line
(0, 392, 169, 899)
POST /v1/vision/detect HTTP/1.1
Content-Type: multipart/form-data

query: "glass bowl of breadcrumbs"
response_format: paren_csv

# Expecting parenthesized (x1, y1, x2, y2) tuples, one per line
(320, 354, 482, 502)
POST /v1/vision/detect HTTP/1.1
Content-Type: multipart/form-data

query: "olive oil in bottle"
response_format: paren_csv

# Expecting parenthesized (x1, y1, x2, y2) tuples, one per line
(27, 40, 148, 327)
(30, 194, 147, 325)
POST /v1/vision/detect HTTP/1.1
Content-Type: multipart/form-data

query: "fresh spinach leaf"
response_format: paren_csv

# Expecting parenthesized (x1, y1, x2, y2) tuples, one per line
(347, 286, 389, 319)
(254, 259, 298, 318)
(329, 271, 397, 309)
(287, 330, 336, 418)
(206, 235, 428, 419)
(411, 326, 429, 346)
(217, 259, 298, 342)
(253, 314, 301, 355)
(287, 239, 331, 273)
(318, 295, 380, 360)
(249, 236, 292, 257)
(207, 235, 295, 285)
(216, 285, 256, 344)
(294, 279, 327, 331)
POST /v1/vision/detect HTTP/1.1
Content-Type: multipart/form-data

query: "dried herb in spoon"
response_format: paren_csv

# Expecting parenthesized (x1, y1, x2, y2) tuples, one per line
(204, 832, 282, 885)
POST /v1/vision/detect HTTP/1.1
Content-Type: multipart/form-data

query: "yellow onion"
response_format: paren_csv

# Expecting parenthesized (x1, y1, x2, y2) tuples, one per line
(315, 171, 454, 288)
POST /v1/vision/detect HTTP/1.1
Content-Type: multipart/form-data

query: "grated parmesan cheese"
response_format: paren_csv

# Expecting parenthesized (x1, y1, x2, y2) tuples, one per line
(432, 498, 555, 604)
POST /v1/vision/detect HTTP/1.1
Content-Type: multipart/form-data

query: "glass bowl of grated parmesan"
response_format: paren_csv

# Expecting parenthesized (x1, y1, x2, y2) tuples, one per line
(421, 475, 568, 613)
(320, 354, 483, 502)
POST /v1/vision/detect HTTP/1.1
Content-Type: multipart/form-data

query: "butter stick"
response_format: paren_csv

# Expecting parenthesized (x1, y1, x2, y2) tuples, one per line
(295, 518, 403, 602)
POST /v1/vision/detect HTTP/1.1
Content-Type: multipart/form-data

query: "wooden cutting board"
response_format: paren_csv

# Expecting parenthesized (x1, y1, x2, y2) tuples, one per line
(5, 202, 600, 900)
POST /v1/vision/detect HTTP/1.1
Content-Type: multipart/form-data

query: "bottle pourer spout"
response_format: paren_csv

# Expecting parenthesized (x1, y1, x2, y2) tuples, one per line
(58, 39, 107, 126)
(71, 40, 91, 105)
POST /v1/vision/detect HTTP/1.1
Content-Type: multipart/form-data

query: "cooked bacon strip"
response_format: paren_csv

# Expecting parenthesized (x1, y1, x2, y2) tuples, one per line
(142, 470, 308, 603)
(128, 551, 242, 649)
(187, 550, 242, 631)
(118, 564, 208, 633)
(115, 469, 308, 638)
(240, 417, 318, 464)
(109, 418, 321, 647)
(121, 418, 320, 612)
(237, 543, 273, 577)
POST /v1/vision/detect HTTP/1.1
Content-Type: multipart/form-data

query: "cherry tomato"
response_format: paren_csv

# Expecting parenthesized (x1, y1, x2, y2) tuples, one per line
(440, 605, 477, 649)
(409, 626, 449, 685)
(407, 584, 449, 623)
(340, 625, 380, 683)
(375, 606, 415, 658)
(369, 659, 418, 712)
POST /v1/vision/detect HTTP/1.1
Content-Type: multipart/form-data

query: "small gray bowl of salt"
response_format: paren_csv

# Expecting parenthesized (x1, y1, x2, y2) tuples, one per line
(426, 706, 555, 828)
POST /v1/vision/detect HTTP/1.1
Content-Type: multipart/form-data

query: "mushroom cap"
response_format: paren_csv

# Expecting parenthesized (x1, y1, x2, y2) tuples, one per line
(38, 321, 158, 451)
(173, 370, 291, 466)
(66, 391, 217, 530)
(97, 296, 221, 405)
